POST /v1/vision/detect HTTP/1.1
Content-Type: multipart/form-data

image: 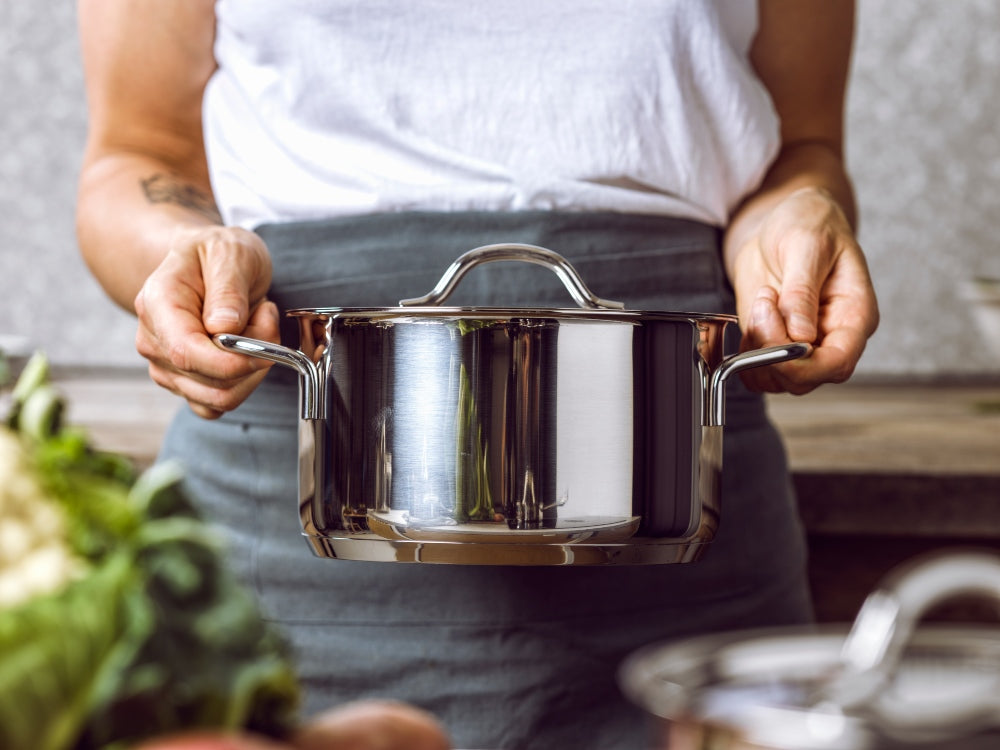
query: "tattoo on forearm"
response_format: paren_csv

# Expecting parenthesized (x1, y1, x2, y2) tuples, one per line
(140, 173, 222, 222)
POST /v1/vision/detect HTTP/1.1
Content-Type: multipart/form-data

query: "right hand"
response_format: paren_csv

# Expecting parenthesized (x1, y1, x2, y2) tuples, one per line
(134, 225, 280, 419)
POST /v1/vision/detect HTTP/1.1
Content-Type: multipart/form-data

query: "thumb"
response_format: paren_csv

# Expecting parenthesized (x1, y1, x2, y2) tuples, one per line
(745, 285, 790, 348)
(776, 256, 823, 344)
(203, 266, 252, 335)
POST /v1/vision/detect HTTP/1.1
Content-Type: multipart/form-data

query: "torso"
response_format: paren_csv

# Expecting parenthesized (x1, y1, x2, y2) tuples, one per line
(203, 0, 779, 228)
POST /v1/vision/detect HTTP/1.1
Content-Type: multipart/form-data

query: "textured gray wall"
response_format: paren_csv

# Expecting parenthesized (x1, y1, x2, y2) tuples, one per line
(0, 1, 141, 368)
(2, 1, 1000, 378)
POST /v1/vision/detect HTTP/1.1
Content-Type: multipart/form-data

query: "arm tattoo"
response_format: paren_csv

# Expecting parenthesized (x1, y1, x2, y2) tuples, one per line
(140, 173, 222, 223)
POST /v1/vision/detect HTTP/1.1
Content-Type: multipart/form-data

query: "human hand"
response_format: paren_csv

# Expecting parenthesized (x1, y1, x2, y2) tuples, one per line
(729, 187, 879, 394)
(134, 225, 280, 419)
(134, 700, 452, 750)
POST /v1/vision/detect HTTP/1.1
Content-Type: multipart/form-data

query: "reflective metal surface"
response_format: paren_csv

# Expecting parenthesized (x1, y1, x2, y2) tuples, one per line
(215, 244, 808, 566)
(399, 242, 626, 310)
(620, 549, 1000, 747)
(282, 311, 723, 565)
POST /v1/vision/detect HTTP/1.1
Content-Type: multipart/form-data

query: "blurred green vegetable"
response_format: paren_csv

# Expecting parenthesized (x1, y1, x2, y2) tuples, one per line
(0, 353, 300, 750)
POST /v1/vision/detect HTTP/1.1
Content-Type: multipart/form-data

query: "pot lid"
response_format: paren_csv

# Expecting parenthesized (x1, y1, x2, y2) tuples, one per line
(289, 243, 738, 321)
(620, 550, 1000, 749)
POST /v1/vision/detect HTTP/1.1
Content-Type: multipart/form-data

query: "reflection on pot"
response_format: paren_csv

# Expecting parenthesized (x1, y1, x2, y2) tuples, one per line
(620, 549, 1000, 749)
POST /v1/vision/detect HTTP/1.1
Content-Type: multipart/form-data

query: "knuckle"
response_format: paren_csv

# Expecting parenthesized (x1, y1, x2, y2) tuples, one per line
(787, 381, 818, 396)
(830, 363, 855, 384)
(189, 402, 224, 420)
(133, 288, 147, 316)
(146, 364, 171, 391)
(784, 283, 820, 310)
(200, 385, 243, 414)
(134, 330, 153, 358)
(166, 338, 196, 373)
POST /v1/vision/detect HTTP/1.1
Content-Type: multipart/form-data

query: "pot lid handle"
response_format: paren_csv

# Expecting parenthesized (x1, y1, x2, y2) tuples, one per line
(820, 548, 1000, 739)
(398, 243, 626, 310)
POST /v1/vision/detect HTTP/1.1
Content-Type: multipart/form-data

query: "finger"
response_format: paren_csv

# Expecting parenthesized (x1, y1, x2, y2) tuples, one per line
(246, 298, 282, 342)
(189, 402, 226, 420)
(739, 288, 781, 392)
(138, 286, 278, 415)
(739, 362, 786, 394)
(139, 320, 271, 386)
(771, 262, 878, 392)
(203, 273, 251, 335)
(740, 287, 818, 393)
(148, 355, 273, 415)
(748, 332, 860, 396)
(174, 297, 281, 389)
(138, 274, 277, 379)
(201, 232, 272, 335)
(792, 321, 869, 387)
(774, 246, 824, 345)
(742, 285, 789, 350)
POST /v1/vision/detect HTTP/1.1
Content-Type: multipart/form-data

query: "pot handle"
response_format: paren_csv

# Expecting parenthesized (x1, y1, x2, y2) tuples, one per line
(706, 342, 812, 426)
(822, 549, 1000, 738)
(398, 243, 626, 310)
(213, 333, 324, 419)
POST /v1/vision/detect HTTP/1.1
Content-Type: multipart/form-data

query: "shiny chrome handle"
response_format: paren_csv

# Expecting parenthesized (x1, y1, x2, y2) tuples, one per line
(824, 549, 1000, 737)
(706, 342, 812, 426)
(213, 333, 324, 419)
(398, 243, 626, 310)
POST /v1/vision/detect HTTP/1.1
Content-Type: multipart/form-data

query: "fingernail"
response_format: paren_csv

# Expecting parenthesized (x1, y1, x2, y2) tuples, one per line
(751, 296, 770, 327)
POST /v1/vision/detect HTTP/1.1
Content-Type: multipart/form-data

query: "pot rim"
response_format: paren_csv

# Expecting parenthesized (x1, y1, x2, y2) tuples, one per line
(619, 623, 1000, 749)
(285, 306, 739, 324)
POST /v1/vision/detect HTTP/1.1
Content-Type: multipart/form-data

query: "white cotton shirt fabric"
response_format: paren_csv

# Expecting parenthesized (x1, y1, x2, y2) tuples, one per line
(203, 0, 780, 230)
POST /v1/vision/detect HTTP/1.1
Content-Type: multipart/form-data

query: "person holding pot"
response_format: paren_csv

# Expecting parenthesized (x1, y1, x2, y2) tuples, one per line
(76, 1, 879, 748)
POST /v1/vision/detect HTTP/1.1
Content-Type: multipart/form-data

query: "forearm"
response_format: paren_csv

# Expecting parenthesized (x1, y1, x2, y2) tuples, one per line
(76, 152, 221, 313)
(723, 141, 857, 281)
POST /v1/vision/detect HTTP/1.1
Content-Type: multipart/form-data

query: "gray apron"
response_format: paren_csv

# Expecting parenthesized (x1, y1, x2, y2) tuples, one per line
(159, 211, 812, 750)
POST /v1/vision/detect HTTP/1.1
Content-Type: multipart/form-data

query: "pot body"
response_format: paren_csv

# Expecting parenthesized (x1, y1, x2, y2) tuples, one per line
(216, 244, 809, 565)
(294, 308, 727, 564)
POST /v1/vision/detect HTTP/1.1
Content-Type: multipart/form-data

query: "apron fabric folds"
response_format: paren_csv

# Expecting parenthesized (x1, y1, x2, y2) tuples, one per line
(158, 211, 812, 750)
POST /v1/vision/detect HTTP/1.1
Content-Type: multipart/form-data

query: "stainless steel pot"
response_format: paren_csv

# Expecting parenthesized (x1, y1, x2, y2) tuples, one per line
(620, 549, 1000, 749)
(215, 244, 809, 565)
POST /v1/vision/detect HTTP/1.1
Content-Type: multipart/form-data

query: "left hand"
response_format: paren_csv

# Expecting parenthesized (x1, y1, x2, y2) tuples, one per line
(730, 187, 880, 395)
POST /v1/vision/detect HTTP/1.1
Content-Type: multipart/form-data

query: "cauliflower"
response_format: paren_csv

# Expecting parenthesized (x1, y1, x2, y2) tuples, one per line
(0, 354, 300, 750)
(0, 429, 85, 609)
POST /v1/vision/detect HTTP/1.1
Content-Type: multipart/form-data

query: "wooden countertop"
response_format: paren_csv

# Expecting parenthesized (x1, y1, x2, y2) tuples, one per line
(766, 383, 1000, 538)
(18, 369, 1000, 541)
(766, 383, 1000, 476)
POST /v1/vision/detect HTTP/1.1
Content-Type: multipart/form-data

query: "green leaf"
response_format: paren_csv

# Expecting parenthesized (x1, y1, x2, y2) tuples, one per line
(2, 357, 302, 747)
(18, 385, 65, 442)
(0, 553, 148, 750)
(9, 351, 49, 406)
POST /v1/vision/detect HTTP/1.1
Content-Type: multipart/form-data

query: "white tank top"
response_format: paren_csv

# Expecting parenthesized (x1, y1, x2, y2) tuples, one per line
(203, 0, 780, 230)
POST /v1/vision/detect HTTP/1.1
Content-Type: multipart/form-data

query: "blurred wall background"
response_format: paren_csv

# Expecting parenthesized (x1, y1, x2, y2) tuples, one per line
(2, 0, 1000, 379)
